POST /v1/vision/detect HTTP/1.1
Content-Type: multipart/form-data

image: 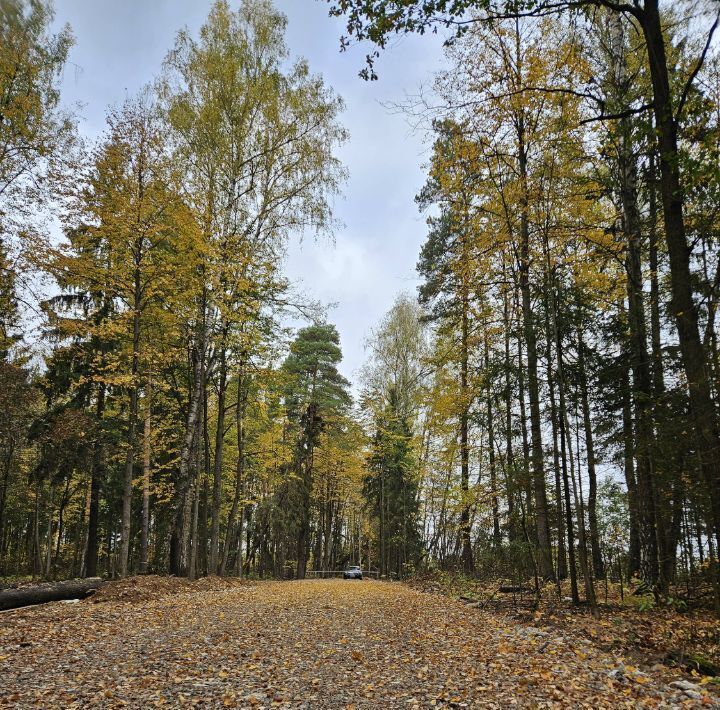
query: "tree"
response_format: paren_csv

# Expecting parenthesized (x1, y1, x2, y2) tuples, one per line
(361, 295, 427, 574)
(0, 1, 356, 583)
(0, 360, 38, 575)
(47, 94, 201, 578)
(417, 125, 485, 574)
(0, 4, 73, 566)
(361, 292, 427, 423)
(365, 389, 421, 577)
(161, 0, 347, 576)
(0, 0, 73, 334)
(282, 323, 351, 578)
(0, 0, 72, 204)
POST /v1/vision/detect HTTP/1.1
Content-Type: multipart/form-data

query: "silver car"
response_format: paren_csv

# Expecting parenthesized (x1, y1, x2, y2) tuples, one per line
(343, 565, 363, 580)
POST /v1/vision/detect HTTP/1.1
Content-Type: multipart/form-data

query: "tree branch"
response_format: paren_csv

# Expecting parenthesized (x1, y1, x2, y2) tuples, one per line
(580, 102, 654, 124)
(675, 8, 720, 123)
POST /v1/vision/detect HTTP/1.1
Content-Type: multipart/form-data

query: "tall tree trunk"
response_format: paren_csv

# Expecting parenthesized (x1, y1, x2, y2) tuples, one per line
(609, 11, 661, 588)
(139, 382, 151, 574)
(625, 236, 661, 586)
(517, 336, 533, 539)
(0, 442, 14, 574)
(220, 361, 247, 577)
(621, 352, 641, 578)
(662, 476, 684, 588)
(44, 481, 54, 578)
(119, 265, 142, 578)
(485, 337, 501, 548)
(379, 465, 386, 577)
(557, 338, 597, 614)
(647, 146, 664, 397)
(547, 348, 568, 582)
(577, 327, 604, 578)
(502, 265, 518, 542)
(542, 258, 567, 581)
(235, 499, 245, 577)
(74, 484, 90, 576)
(189, 408, 203, 581)
(85, 384, 106, 578)
(210, 341, 228, 575)
(459, 290, 473, 573)
(54, 476, 71, 564)
(513, 23, 553, 581)
(647, 139, 684, 589)
(32, 486, 41, 577)
(200, 394, 210, 577)
(640, 1, 720, 560)
(518, 138, 553, 580)
(296, 402, 318, 580)
(169, 314, 206, 577)
(547, 281, 579, 603)
(314, 499, 324, 572)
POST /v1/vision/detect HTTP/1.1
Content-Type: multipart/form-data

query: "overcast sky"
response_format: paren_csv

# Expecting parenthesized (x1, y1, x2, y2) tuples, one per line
(51, 0, 446, 386)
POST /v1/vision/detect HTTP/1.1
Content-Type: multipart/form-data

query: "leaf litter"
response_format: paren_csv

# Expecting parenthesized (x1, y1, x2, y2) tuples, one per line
(0, 579, 717, 708)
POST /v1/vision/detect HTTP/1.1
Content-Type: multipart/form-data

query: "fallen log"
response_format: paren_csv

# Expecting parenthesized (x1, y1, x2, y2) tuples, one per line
(665, 650, 719, 677)
(499, 585, 533, 593)
(0, 578, 105, 611)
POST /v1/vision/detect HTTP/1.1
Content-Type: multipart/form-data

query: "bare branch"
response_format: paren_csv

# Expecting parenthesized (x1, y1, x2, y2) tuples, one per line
(675, 7, 720, 123)
(580, 102, 654, 124)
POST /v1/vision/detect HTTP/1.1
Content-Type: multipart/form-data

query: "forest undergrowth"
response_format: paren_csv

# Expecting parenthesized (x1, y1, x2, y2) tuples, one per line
(407, 572, 720, 687)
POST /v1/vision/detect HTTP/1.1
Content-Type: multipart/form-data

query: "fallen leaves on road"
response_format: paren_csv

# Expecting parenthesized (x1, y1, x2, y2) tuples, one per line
(0, 579, 717, 708)
(89, 574, 253, 604)
(407, 572, 720, 683)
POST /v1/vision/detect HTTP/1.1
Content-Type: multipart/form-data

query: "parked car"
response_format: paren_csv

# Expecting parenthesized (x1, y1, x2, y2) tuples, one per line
(343, 565, 363, 580)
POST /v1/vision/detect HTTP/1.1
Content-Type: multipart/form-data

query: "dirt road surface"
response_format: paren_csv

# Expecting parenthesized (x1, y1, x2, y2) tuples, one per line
(0, 579, 712, 708)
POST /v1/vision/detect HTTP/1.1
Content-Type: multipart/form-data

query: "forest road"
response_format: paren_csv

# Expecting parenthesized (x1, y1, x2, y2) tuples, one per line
(0, 579, 708, 708)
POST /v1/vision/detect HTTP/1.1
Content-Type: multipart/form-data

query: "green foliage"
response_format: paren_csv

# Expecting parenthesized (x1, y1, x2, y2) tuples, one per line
(360, 292, 427, 424)
(0, 239, 20, 359)
(596, 478, 630, 559)
(365, 388, 422, 577)
(282, 324, 352, 421)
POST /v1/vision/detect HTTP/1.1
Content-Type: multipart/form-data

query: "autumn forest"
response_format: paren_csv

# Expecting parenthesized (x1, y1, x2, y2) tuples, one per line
(2, 0, 720, 705)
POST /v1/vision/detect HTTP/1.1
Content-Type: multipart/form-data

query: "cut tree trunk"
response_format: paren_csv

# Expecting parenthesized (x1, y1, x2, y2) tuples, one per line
(0, 578, 105, 611)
